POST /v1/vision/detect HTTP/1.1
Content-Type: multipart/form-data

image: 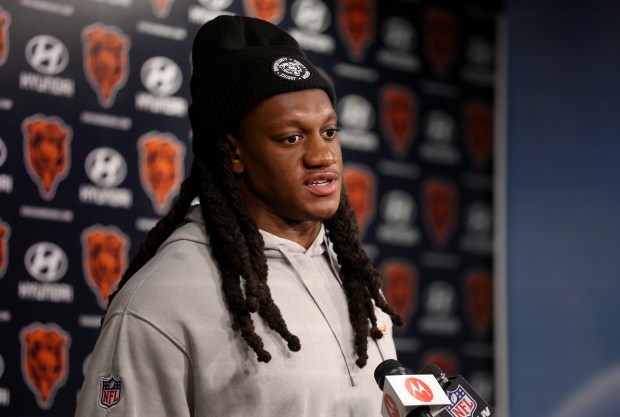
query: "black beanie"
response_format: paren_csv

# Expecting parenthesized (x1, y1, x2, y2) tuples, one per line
(189, 15, 336, 137)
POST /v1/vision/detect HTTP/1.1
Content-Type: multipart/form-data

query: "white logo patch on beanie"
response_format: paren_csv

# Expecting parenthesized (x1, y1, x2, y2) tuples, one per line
(272, 57, 311, 81)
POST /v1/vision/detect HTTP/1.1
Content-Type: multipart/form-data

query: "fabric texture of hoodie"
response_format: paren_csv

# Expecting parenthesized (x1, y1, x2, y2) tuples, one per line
(75, 204, 397, 417)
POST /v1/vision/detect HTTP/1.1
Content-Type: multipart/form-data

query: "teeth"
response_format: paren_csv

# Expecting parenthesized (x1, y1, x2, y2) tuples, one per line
(312, 180, 329, 186)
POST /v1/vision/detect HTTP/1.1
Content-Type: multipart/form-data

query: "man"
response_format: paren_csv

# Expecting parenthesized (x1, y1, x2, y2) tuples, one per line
(75, 15, 401, 416)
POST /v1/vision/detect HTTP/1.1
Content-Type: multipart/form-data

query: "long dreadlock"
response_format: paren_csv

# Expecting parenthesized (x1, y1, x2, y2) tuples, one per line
(107, 106, 402, 368)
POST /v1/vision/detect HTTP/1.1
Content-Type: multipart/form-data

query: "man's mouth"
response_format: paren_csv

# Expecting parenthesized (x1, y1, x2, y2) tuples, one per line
(305, 173, 339, 196)
(310, 179, 331, 186)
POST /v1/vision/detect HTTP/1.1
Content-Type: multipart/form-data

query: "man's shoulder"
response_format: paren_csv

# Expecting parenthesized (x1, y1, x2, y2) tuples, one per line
(107, 229, 220, 319)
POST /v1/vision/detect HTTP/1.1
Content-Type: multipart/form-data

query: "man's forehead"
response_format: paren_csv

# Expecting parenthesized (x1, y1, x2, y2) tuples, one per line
(266, 110, 338, 128)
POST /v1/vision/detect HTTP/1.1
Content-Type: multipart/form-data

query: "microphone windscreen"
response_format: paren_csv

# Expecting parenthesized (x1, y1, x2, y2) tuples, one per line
(418, 363, 450, 389)
(374, 359, 407, 390)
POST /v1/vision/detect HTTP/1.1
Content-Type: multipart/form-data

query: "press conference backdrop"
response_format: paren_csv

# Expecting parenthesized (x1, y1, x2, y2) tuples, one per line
(0, 0, 500, 415)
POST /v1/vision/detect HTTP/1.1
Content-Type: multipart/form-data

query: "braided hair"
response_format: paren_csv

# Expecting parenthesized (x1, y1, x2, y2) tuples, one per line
(108, 106, 403, 368)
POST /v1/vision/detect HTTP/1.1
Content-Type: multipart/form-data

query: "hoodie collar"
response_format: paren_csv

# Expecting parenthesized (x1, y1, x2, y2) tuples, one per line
(260, 224, 326, 258)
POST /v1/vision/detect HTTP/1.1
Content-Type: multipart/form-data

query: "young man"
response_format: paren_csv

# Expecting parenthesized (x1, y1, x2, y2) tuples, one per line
(75, 15, 402, 416)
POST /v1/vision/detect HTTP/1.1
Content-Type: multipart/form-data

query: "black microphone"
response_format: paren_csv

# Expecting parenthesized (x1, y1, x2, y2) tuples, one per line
(419, 363, 495, 417)
(374, 359, 451, 417)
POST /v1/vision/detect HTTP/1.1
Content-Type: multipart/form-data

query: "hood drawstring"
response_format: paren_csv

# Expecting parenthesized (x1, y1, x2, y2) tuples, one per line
(277, 243, 358, 387)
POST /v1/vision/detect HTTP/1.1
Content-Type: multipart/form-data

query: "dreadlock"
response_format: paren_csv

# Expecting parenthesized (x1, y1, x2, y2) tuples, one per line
(108, 110, 402, 368)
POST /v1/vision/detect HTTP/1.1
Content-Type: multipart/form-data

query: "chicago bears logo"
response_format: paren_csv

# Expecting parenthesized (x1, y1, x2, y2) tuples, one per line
(422, 178, 458, 248)
(20, 323, 71, 409)
(243, 0, 285, 24)
(337, 0, 375, 62)
(463, 269, 492, 336)
(464, 101, 493, 170)
(380, 85, 418, 159)
(22, 114, 72, 201)
(343, 164, 376, 237)
(423, 8, 457, 77)
(82, 24, 130, 108)
(380, 259, 417, 329)
(81, 225, 130, 309)
(138, 132, 185, 215)
(150, 0, 175, 18)
(0, 219, 10, 279)
(420, 349, 458, 377)
(0, 7, 11, 66)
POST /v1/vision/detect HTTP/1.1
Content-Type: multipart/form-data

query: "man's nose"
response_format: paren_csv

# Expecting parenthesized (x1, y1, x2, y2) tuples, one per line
(304, 135, 339, 167)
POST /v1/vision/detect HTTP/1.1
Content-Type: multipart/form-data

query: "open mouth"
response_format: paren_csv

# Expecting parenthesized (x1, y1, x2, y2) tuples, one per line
(305, 173, 339, 196)
(309, 179, 332, 186)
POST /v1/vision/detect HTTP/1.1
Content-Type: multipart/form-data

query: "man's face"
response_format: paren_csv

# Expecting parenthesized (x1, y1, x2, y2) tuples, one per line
(229, 89, 342, 228)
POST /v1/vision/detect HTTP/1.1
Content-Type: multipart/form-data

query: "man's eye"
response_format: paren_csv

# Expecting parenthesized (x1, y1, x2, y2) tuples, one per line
(286, 135, 302, 144)
(324, 128, 340, 138)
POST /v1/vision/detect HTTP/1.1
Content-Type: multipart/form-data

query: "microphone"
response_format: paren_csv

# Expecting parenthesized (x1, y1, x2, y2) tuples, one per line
(419, 363, 495, 417)
(374, 359, 451, 417)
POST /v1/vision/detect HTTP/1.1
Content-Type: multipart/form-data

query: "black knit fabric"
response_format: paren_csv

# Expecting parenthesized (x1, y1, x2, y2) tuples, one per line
(189, 15, 335, 146)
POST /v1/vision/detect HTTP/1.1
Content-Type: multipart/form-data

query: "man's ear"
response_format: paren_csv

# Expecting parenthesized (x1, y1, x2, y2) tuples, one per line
(225, 134, 244, 174)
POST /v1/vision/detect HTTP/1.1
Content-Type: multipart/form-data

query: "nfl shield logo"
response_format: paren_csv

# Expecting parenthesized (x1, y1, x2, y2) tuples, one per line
(99, 374, 122, 410)
(447, 385, 477, 417)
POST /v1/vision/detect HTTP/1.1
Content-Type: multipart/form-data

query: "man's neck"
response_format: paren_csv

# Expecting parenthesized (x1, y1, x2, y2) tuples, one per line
(255, 219, 322, 249)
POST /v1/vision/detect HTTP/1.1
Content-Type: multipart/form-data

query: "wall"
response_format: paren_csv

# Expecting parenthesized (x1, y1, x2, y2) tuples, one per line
(506, 1, 620, 416)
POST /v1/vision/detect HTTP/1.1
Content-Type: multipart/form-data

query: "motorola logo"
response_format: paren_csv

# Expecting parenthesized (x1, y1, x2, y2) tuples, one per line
(291, 0, 330, 33)
(84, 147, 127, 188)
(24, 242, 68, 283)
(25, 35, 69, 75)
(140, 56, 182, 97)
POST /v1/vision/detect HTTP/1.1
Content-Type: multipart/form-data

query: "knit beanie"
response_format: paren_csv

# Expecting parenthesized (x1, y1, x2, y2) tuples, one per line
(189, 15, 336, 141)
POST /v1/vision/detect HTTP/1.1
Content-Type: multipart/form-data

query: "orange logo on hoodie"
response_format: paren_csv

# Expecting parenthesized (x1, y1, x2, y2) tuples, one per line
(243, 0, 285, 24)
(22, 114, 72, 201)
(20, 323, 71, 409)
(82, 225, 130, 309)
(138, 132, 185, 215)
(337, 0, 375, 62)
(82, 24, 130, 108)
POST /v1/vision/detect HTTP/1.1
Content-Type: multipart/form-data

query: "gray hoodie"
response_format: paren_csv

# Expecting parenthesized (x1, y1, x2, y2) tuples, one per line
(75, 205, 397, 416)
